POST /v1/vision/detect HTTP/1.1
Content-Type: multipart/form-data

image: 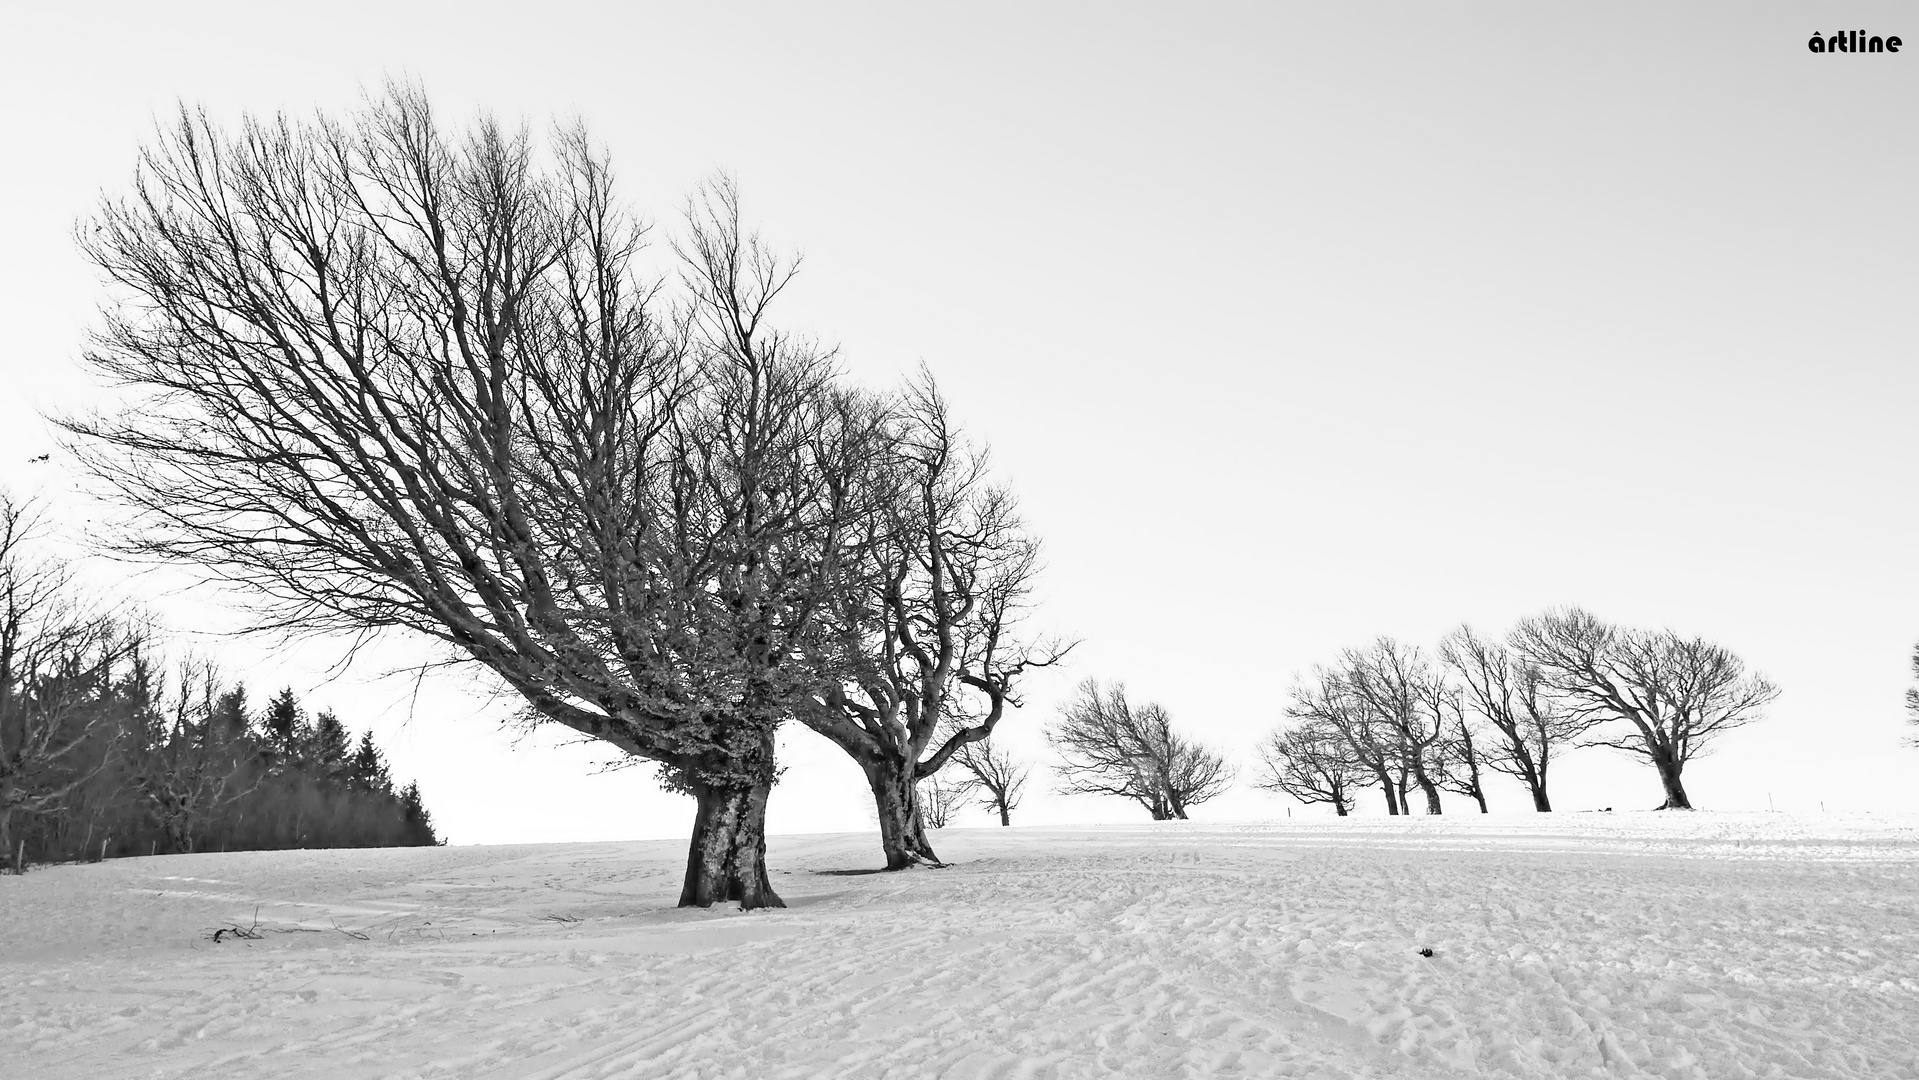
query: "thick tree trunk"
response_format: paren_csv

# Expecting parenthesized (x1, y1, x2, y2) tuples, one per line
(1653, 755, 1692, 810)
(1412, 766, 1443, 815)
(1525, 757, 1552, 811)
(997, 804, 1010, 827)
(680, 780, 784, 908)
(1164, 780, 1190, 821)
(161, 814, 194, 855)
(0, 804, 13, 874)
(1144, 789, 1174, 820)
(866, 758, 942, 870)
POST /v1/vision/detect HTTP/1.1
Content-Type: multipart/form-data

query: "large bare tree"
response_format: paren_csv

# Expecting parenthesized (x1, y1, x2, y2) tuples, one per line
(801, 377, 1064, 868)
(68, 89, 880, 907)
(1254, 719, 1358, 816)
(1511, 608, 1778, 810)
(1439, 625, 1594, 812)
(1048, 680, 1233, 820)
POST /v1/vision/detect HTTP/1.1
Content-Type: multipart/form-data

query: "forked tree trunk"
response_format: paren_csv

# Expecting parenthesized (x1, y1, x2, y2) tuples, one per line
(1168, 788, 1190, 820)
(1145, 790, 1174, 820)
(1653, 754, 1692, 810)
(1512, 750, 1548, 812)
(1364, 764, 1400, 815)
(680, 780, 784, 908)
(866, 758, 941, 870)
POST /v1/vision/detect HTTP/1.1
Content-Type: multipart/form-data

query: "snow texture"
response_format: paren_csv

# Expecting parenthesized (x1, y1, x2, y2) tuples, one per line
(4, 812, 1916, 1078)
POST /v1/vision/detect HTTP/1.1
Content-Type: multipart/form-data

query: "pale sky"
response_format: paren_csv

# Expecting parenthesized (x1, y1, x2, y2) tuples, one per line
(2, 2, 1914, 844)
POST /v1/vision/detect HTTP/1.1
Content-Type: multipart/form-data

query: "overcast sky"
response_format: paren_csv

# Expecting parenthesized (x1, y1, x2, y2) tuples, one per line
(2, 2, 1914, 844)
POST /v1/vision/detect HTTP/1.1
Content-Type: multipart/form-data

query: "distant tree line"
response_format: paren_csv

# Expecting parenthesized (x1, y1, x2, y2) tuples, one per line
(1257, 609, 1778, 816)
(0, 495, 437, 873)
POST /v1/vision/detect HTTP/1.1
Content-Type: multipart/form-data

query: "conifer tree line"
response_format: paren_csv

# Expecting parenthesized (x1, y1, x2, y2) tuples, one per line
(0, 494, 437, 873)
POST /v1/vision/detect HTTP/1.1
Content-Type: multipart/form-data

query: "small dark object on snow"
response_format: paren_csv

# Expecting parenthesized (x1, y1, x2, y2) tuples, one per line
(1417, 947, 1434, 958)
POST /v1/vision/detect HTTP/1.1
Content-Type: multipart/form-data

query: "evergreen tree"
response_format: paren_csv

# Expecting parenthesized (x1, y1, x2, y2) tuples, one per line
(210, 685, 250, 742)
(397, 782, 439, 845)
(348, 732, 392, 795)
(308, 710, 352, 779)
(262, 687, 305, 762)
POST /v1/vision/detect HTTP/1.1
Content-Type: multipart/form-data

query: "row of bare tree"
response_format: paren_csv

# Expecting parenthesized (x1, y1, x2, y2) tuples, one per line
(1257, 612, 1779, 815)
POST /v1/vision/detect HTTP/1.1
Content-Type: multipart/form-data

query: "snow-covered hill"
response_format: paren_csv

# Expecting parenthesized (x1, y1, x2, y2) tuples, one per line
(5, 813, 1916, 1078)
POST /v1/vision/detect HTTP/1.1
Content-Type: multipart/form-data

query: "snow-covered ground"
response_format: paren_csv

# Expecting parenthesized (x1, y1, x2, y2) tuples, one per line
(5, 812, 1917, 1079)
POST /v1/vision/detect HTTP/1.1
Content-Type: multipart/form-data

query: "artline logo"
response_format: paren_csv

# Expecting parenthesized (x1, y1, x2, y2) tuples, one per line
(1808, 30, 1902, 53)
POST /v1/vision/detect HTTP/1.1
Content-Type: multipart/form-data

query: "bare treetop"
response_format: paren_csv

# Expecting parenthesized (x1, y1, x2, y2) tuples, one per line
(1049, 679, 1233, 820)
(1512, 607, 1778, 809)
(66, 87, 887, 907)
(801, 372, 1068, 868)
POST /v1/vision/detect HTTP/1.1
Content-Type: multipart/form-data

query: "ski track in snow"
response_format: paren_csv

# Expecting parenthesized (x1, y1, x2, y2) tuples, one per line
(4, 813, 1917, 1079)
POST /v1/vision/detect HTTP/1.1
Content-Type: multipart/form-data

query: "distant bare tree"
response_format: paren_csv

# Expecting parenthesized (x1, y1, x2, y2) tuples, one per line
(127, 657, 259, 854)
(68, 89, 881, 908)
(916, 771, 963, 830)
(0, 495, 132, 872)
(1343, 640, 1447, 814)
(1905, 643, 1919, 748)
(1285, 667, 1398, 813)
(954, 737, 1029, 826)
(1048, 680, 1233, 820)
(1512, 608, 1778, 810)
(802, 376, 1066, 868)
(1254, 719, 1358, 816)
(1440, 625, 1595, 812)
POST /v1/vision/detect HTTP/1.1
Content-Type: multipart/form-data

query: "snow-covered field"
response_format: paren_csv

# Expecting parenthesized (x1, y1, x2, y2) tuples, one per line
(5, 813, 1917, 1079)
